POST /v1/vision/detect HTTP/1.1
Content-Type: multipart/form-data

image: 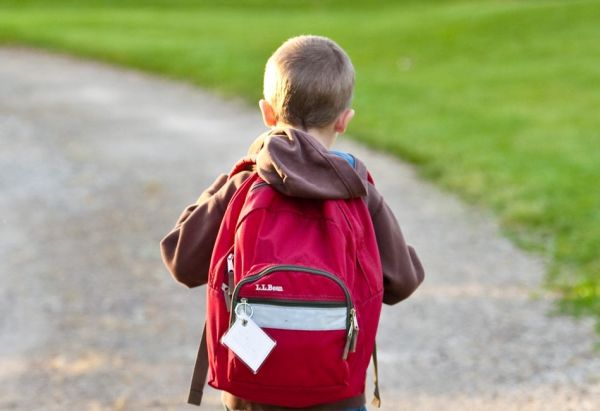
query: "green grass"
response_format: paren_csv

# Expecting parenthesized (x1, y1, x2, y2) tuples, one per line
(1, 0, 599, 326)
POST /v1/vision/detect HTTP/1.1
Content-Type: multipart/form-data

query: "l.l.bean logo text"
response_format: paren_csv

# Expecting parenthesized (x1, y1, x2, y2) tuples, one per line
(255, 284, 284, 292)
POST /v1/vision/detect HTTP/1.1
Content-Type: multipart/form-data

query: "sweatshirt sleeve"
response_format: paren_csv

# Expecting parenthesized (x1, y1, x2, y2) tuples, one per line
(367, 184, 425, 305)
(159, 172, 251, 288)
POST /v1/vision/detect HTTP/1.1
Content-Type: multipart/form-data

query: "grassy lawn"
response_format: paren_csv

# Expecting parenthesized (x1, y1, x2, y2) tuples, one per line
(1, 0, 598, 326)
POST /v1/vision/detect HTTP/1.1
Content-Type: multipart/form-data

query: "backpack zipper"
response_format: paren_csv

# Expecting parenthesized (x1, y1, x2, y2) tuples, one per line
(230, 265, 358, 360)
(221, 253, 235, 312)
(242, 297, 346, 308)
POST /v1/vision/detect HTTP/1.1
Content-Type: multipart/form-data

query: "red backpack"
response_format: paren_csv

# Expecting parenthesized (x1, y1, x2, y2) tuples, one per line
(190, 159, 384, 408)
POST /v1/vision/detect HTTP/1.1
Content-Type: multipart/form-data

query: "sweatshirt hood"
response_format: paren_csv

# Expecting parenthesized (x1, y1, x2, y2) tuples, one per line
(246, 128, 369, 200)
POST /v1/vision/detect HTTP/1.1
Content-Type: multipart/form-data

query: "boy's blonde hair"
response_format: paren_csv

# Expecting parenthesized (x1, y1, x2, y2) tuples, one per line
(263, 35, 355, 129)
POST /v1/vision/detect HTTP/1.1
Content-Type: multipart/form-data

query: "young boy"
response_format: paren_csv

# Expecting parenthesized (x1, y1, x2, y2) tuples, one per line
(160, 35, 424, 411)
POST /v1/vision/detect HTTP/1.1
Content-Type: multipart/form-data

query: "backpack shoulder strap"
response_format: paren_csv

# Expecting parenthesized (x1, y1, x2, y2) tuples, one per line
(367, 170, 375, 185)
(188, 158, 259, 406)
(228, 155, 256, 178)
(371, 343, 381, 408)
(187, 323, 208, 406)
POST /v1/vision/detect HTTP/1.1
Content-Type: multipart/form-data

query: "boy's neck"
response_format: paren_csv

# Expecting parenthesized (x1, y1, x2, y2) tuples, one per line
(277, 123, 337, 149)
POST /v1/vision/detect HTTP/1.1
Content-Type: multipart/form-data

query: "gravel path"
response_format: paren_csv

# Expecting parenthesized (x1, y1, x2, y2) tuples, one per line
(0, 48, 598, 411)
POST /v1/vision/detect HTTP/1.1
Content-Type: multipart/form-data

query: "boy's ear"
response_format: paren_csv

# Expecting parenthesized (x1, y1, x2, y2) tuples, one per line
(334, 108, 355, 134)
(259, 99, 278, 127)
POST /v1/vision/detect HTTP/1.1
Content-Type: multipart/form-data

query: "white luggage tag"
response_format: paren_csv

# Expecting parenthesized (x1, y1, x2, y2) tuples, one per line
(221, 299, 276, 374)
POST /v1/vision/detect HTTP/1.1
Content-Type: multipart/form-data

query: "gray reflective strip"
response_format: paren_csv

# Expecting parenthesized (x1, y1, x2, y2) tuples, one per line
(245, 303, 347, 331)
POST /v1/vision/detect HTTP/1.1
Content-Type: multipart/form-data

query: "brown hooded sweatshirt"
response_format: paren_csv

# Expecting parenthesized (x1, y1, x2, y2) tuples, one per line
(160, 128, 425, 411)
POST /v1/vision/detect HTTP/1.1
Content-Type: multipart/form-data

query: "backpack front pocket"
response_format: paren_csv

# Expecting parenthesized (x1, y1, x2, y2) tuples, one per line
(224, 265, 357, 389)
(226, 299, 350, 389)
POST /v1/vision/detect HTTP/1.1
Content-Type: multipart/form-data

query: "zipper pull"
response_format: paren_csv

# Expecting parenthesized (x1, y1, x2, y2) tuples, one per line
(343, 326, 353, 360)
(224, 253, 234, 312)
(343, 308, 357, 360)
(350, 309, 359, 353)
(227, 253, 234, 273)
(221, 283, 231, 311)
